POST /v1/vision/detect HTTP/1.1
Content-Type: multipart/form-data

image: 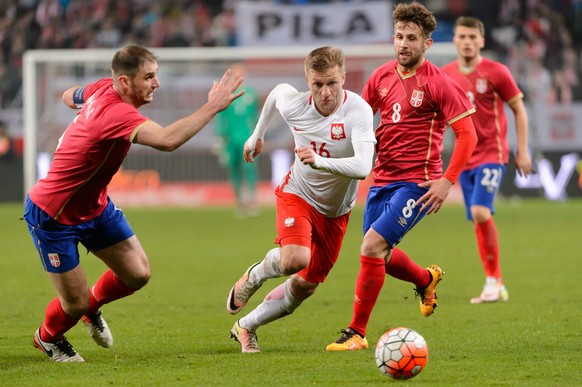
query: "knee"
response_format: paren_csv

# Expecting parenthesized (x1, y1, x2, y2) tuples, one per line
(360, 227, 391, 258)
(289, 276, 317, 302)
(471, 206, 491, 224)
(280, 251, 310, 275)
(360, 239, 374, 257)
(123, 265, 151, 290)
(361, 238, 388, 258)
(299, 284, 317, 299)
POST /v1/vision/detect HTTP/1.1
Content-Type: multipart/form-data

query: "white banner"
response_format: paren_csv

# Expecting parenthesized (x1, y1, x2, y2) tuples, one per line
(235, 1, 392, 47)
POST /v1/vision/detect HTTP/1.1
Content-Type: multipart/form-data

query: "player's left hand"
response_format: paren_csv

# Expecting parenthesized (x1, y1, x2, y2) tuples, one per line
(416, 177, 453, 215)
(208, 69, 245, 113)
(295, 146, 316, 166)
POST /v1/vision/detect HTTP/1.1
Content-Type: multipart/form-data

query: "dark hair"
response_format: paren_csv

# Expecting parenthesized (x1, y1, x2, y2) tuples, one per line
(454, 16, 485, 37)
(393, 1, 436, 38)
(304, 46, 345, 75)
(111, 45, 158, 79)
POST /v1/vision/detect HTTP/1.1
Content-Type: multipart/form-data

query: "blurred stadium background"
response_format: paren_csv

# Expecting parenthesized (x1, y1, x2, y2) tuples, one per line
(1, 0, 581, 205)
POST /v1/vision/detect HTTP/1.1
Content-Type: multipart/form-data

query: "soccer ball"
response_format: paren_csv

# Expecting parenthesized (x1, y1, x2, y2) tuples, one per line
(375, 327, 428, 380)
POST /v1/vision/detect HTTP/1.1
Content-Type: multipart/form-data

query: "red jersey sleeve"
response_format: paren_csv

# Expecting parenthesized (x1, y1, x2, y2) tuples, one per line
(492, 62, 522, 103)
(100, 102, 149, 142)
(443, 116, 477, 183)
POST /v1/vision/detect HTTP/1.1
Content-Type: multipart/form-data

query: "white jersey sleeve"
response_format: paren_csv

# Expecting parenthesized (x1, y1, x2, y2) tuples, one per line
(246, 83, 298, 152)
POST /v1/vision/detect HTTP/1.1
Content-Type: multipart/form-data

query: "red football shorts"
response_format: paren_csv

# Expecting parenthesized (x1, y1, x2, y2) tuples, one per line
(274, 189, 350, 284)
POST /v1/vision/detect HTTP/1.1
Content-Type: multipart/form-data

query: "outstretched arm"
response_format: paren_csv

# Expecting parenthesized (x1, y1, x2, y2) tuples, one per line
(134, 69, 244, 151)
(244, 83, 295, 163)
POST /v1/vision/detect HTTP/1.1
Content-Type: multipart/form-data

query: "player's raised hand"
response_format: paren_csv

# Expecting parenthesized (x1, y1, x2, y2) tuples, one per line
(244, 138, 264, 163)
(208, 69, 245, 113)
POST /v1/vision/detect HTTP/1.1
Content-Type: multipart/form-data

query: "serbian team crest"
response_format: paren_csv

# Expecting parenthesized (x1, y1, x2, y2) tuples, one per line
(410, 89, 424, 107)
(476, 78, 487, 94)
(330, 123, 346, 140)
(48, 253, 61, 267)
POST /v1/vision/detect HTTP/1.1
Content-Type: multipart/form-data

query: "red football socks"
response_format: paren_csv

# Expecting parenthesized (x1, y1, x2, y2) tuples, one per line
(475, 218, 501, 280)
(88, 269, 137, 315)
(40, 297, 79, 342)
(40, 270, 138, 342)
(349, 255, 385, 337)
(385, 247, 430, 288)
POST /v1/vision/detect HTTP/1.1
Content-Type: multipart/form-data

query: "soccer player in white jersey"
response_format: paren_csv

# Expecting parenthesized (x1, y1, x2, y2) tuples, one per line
(225, 46, 376, 352)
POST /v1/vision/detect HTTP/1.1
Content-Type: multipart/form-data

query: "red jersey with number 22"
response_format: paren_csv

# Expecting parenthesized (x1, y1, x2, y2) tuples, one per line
(363, 59, 474, 185)
(442, 57, 523, 169)
(29, 78, 151, 225)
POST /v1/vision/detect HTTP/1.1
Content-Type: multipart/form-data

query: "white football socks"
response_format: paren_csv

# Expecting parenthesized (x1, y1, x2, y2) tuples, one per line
(239, 279, 301, 330)
(249, 247, 284, 284)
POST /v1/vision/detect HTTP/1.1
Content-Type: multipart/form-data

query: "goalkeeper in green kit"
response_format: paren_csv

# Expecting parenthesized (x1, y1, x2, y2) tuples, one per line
(215, 64, 260, 217)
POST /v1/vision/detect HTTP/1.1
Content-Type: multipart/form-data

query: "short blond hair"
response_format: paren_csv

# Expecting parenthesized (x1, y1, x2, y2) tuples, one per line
(304, 46, 345, 75)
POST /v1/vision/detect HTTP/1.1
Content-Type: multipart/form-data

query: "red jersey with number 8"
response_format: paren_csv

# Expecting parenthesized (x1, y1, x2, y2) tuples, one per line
(362, 59, 474, 185)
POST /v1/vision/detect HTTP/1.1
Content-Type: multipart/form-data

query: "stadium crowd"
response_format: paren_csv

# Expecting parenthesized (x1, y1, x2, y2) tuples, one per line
(0, 0, 581, 109)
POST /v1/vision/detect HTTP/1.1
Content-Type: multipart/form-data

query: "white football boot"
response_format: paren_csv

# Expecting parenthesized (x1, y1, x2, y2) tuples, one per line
(470, 277, 509, 304)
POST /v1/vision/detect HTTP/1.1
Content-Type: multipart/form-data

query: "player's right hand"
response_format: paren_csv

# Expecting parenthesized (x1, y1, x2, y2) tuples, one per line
(416, 177, 453, 215)
(244, 139, 264, 163)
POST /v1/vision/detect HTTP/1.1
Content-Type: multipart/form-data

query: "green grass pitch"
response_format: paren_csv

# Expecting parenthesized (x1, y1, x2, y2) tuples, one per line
(0, 198, 580, 386)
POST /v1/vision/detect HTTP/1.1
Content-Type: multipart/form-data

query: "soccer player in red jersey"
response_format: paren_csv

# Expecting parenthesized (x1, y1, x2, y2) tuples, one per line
(442, 16, 532, 304)
(23, 45, 244, 362)
(327, 2, 478, 351)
